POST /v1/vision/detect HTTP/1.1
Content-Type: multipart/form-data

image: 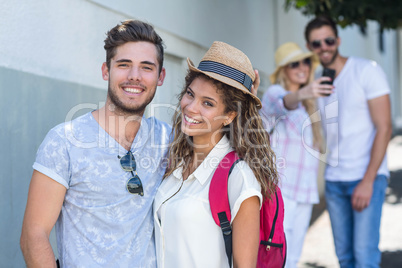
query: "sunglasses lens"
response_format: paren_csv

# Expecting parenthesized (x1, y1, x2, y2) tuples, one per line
(311, 40, 321, 49)
(325, 37, 336, 46)
(127, 175, 144, 196)
(311, 38, 336, 49)
(303, 58, 311, 66)
(120, 152, 136, 171)
(288, 61, 300, 69)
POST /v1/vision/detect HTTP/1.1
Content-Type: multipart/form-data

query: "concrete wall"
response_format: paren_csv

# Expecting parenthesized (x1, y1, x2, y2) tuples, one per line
(89, 0, 276, 71)
(0, 67, 106, 266)
(0, 0, 400, 266)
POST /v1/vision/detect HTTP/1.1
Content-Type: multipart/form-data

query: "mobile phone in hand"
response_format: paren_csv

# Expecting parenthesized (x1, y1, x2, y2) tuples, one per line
(321, 68, 335, 96)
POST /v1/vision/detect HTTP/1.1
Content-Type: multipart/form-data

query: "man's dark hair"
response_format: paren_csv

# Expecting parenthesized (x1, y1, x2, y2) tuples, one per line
(104, 20, 165, 73)
(304, 16, 338, 42)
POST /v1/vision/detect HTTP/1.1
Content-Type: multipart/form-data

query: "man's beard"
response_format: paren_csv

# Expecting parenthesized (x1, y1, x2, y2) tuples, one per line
(321, 49, 338, 67)
(107, 82, 156, 116)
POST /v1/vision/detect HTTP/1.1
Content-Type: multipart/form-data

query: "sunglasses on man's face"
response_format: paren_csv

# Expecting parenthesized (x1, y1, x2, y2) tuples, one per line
(287, 58, 311, 69)
(310, 37, 337, 49)
(119, 151, 144, 196)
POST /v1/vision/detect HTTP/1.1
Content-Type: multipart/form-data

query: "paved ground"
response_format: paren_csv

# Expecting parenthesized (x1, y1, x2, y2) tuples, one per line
(298, 135, 402, 268)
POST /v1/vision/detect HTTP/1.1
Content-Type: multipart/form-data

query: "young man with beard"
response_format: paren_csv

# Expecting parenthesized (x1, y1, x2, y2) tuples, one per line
(305, 16, 392, 268)
(20, 20, 170, 267)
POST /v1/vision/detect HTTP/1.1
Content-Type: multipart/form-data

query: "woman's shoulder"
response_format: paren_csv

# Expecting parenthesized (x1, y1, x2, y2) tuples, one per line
(262, 84, 287, 99)
(228, 160, 260, 190)
(227, 159, 262, 218)
(268, 84, 286, 92)
(230, 159, 252, 174)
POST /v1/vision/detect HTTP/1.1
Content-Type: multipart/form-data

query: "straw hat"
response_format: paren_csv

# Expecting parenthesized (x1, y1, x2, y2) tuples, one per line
(187, 41, 261, 108)
(269, 42, 319, 84)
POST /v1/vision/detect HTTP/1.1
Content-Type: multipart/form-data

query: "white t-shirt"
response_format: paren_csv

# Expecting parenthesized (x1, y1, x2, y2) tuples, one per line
(153, 136, 262, 268)
(318, 57, 390, 181)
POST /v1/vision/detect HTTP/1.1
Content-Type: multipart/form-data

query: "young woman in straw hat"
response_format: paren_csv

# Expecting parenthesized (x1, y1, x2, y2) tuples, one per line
(153, 41, 278, 268)
(260, 42, 334, 268)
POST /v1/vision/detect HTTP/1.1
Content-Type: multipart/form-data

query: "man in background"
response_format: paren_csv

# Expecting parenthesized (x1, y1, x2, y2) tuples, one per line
(305, 16, 392, 268)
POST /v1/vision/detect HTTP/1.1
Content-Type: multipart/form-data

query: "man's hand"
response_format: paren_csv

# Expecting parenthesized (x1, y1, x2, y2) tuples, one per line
(351, 94, 392, 212)
(351, 179, 374, 212)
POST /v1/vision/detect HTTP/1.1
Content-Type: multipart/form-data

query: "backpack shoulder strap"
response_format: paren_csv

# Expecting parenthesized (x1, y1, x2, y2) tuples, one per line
(209, 151, 240, 224)
(269, 191, 279, 239)
(209, 150, 241, 267)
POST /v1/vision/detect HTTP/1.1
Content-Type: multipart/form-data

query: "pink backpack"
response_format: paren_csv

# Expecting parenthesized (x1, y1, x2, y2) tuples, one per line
(209, 151, 287, 268)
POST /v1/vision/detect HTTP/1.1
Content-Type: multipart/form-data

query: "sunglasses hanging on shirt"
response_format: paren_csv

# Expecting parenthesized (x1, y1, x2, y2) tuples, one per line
(119, 151, 144, 196)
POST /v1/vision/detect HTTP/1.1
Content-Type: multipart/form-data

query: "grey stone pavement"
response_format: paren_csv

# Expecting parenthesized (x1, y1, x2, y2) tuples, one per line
(298, 135, 402, 268)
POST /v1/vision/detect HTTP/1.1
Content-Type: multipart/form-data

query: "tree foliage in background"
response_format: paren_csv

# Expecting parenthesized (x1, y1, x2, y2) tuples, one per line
(285, 0, 402, 33)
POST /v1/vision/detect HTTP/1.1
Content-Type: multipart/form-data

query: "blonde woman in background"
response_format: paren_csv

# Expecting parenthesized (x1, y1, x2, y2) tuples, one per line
(260, 42, 333, 268)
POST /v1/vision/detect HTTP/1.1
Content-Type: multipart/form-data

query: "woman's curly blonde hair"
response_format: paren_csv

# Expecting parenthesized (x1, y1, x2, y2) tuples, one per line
(164, 71, 279, 199)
